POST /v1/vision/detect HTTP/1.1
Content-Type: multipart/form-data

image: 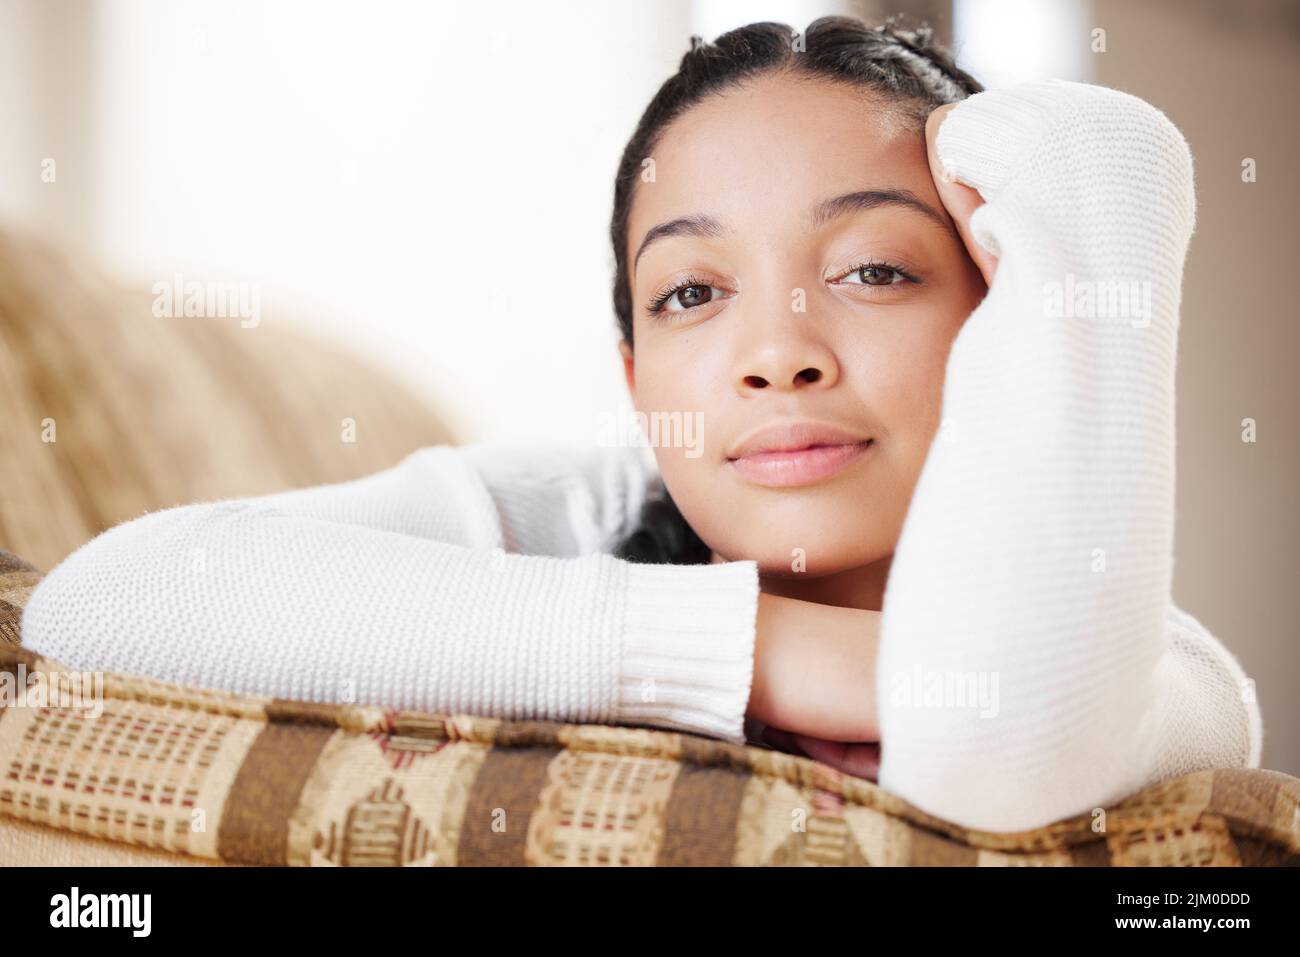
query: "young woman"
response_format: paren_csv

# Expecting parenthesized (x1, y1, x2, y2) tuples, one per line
(21, 17, 1261, 833)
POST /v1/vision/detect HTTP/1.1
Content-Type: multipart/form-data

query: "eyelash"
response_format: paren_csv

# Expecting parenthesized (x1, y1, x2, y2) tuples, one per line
(833, 258, 922, 288)
(644, 259, 921, 320)
(645, 273, 718, 317)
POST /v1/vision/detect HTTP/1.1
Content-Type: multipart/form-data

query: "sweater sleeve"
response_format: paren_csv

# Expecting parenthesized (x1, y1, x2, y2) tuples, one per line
(876, 78, 1263, 832)
(19, 442, 760, 744)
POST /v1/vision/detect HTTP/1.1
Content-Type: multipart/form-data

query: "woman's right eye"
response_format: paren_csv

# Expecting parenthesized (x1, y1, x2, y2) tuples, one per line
(664, 284, 715, 312)
(647, 277, 728, 317)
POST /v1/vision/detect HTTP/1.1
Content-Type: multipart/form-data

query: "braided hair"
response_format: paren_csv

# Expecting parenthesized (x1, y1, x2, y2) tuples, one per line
(610, 15, 983, 566)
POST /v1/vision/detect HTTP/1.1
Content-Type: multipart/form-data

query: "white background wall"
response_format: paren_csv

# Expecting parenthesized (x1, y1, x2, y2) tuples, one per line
(1, 0, 698, 443)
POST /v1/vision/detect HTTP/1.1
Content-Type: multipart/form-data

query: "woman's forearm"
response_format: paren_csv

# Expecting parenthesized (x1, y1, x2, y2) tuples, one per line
(878, 78, 1205, 832)
(750, 591, 879, 742)
(18, 444, 762, 745)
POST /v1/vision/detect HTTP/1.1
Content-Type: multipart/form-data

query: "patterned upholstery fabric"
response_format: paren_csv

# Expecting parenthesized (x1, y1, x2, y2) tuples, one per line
(2, 551, 1298, 866)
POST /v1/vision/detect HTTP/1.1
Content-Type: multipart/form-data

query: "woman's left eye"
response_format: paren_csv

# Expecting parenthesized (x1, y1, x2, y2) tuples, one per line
(833, 261, 916, 288)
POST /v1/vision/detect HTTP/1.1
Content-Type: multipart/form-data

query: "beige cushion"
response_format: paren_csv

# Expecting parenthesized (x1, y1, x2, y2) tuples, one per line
(0, 227, 455, 572)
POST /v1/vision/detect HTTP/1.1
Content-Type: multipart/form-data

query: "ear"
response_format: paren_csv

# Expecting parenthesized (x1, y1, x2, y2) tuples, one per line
(618, 338, 636, 401)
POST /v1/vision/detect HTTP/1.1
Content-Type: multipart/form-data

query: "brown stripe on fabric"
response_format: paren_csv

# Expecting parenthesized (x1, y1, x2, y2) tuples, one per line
(1068, 837, 1112, 866)
(1231, 835, 1300, 866)
(656, 762, 750, 866)
(266, 697, 351, 729)
(678, 733, 754, 774)
(456, 745, 560, 865)
(216, 722, 336, 865)
(488, 720, 565, 750)
(907, 826, 980, 865)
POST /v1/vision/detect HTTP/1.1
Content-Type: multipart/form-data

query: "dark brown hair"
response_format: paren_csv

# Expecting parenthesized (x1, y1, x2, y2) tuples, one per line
(610, 15, 982, 565)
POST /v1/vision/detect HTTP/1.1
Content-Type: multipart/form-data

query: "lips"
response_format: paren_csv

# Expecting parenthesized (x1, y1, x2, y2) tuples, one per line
(727, 421, 874, 488)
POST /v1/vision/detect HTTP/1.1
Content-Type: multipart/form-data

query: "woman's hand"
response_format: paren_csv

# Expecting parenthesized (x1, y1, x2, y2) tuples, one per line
(747, 592, 880, 743)
(926, 103, 999, 287)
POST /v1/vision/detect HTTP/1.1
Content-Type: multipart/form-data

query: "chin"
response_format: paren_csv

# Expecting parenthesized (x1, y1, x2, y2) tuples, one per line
(703, 530, 892, 578)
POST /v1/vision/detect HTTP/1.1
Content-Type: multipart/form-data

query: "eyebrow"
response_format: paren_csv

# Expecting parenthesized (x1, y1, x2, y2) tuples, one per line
(632, 187, 950, 274)
(811, 188, 949, 233)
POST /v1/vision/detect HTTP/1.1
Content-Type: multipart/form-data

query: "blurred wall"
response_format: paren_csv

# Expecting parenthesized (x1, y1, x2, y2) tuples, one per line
(1087, 0, 1300, 776)
(0, 0, 96, 241)
(0, 0, 697, 446)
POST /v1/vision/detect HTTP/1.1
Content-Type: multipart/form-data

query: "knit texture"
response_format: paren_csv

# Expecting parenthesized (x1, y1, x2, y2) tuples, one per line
(19, 79, 1262, 832)
(877, 78, 1261, 830)
(21, 443, 759, 745)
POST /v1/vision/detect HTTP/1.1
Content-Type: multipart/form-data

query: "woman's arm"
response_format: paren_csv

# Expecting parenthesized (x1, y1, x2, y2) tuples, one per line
(238, 440, 654, 556)
(19, 442, 761, 743)
(877, 79, 1262, 832)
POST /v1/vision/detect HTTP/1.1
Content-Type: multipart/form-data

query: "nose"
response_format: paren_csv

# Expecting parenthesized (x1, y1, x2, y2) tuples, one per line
(731, 306, 840, 395)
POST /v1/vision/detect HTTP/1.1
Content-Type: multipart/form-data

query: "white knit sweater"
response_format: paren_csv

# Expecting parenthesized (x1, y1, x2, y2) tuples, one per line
(21, 78, 1263, 832)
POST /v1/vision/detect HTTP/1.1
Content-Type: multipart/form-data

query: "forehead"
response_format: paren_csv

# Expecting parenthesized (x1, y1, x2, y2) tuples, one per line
(628, 72, 931, 261)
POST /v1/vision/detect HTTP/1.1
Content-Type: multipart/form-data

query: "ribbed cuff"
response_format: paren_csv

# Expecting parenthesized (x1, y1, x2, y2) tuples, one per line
(1166, 606, 1264, 770)
(936, 78, 1081, 200)
(617, 559, 760, 745)
(1202, 632, 1263, 771)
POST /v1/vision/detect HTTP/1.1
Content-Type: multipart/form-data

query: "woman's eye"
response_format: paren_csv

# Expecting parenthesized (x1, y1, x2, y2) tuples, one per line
(663, 283, 717, 312)
(841, 264, 904, 286)
(644, 276, 731, 321)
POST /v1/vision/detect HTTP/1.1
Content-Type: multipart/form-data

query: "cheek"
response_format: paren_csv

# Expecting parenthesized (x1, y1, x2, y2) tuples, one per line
(629, 330, 723, 416)
(628, 335, 727, 498)
(848, 311, 959, 443)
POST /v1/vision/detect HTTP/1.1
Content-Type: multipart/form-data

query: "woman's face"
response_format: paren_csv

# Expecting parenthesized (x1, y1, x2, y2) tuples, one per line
(621, 70, 985, 591)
